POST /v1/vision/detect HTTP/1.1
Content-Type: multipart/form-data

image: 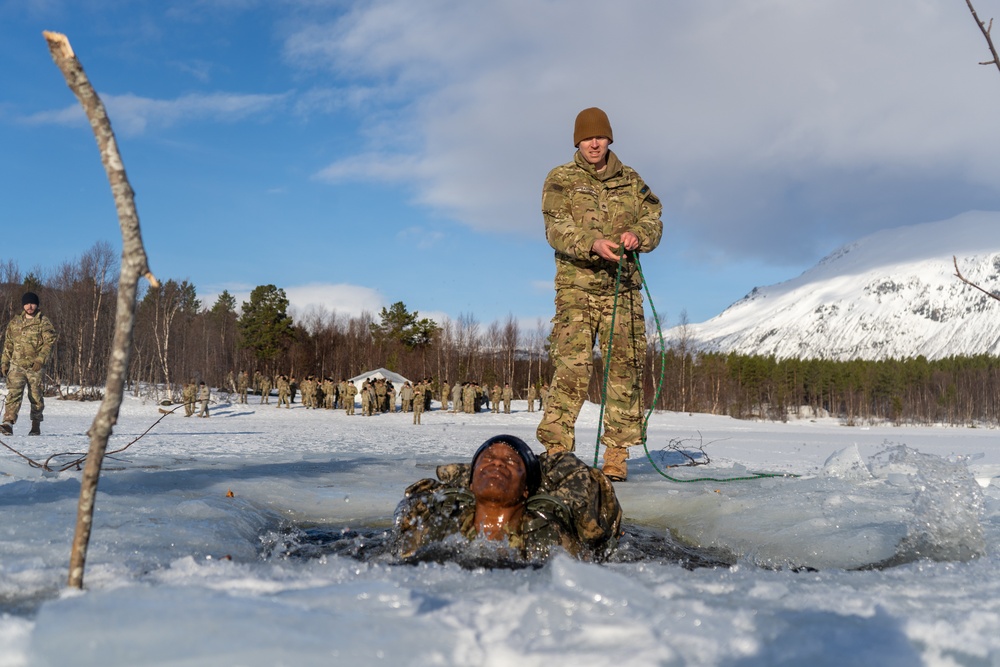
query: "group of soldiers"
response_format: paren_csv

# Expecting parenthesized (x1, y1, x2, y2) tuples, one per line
(198, 370, 553, 426)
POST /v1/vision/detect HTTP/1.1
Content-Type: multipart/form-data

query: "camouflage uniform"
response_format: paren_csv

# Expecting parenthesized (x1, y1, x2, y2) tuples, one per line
(260, 375, 272, 404)
(391, 449, 622, 563)
(502, 383, 513, 414)
(451, 383, 462, 413)
(527, 384, 537, 413)
(1, 311, 57, 428)
(182, 381, 197, 416)
(440, 381, 450, 413)
(536, 147, 662, 477)
(344, 382, 358, 415)
(412, 381, 425, 425)
(276, 375, 291, 408)
(237, 371, 249, 403)
(490, 384, 501, 414)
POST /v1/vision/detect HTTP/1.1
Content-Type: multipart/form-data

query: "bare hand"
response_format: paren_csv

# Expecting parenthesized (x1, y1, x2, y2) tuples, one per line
(592, 232, 640, 261)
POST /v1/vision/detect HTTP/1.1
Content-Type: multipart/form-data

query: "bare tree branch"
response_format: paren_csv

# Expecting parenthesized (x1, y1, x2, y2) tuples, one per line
(43, 30, 158, 590)
(965, 0, 1000, 74)
(953, 255, 1000, 302)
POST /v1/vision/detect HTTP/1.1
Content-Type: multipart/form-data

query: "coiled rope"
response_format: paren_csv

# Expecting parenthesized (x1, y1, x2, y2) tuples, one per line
(592, 251, 797, 483)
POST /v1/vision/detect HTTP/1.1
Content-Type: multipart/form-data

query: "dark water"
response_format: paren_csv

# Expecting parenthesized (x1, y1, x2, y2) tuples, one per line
(268, 523, 735, 570)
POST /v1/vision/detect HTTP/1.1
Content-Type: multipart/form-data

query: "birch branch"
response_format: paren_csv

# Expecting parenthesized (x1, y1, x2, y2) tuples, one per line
(43, 30, 159, 590)
(953, 255, 1000, 302)
(965, 0, 1000, 75)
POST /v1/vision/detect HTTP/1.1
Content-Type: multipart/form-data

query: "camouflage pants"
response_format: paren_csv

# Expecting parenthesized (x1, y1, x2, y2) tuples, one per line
(3, 364, 45, 424)
(536, 287, 645, 453)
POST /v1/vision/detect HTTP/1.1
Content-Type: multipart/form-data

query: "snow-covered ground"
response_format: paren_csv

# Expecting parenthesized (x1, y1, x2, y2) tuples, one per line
(1, 392, 998, 666)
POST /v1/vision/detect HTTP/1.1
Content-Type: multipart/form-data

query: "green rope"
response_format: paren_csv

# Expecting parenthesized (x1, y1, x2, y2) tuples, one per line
(593, 250, 798, 483)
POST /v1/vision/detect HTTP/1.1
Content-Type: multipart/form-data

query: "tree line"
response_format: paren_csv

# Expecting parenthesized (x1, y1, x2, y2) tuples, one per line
(3, 243, 999, 426)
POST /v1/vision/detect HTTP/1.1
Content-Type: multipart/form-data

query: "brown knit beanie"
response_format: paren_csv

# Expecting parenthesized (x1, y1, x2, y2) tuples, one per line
(573, 107, 613, 146)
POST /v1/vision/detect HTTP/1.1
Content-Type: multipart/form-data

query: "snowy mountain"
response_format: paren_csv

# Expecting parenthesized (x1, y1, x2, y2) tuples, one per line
(678, 211, 1000, 360)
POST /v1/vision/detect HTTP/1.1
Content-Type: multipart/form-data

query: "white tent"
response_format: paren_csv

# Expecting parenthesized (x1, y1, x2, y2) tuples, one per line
(347, 368, 411, 393)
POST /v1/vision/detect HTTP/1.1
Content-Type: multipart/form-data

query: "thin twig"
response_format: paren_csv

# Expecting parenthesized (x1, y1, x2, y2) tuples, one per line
(953, 255, 1000, 302)
(965, 0, 1000, 75)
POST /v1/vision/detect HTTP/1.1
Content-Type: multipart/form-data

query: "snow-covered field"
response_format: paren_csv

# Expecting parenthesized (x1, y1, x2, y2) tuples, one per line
(1, 391, 998, 666)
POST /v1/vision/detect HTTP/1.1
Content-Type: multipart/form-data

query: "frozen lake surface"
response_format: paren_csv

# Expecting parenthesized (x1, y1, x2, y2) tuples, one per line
(1, 393, 999, 666)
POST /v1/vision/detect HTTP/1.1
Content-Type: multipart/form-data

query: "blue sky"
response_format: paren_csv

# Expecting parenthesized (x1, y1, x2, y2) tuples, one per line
(4, 0, 1000, 331)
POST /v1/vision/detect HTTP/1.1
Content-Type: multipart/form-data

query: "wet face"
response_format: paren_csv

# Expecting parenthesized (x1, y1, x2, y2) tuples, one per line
(577, 136, 610, 169)
(470, 442, 528, 507)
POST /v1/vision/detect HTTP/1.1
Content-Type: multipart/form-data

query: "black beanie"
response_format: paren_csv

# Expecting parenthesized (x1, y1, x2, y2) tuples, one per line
(471, 434, 542, 496)
(21, 292, 39, 306)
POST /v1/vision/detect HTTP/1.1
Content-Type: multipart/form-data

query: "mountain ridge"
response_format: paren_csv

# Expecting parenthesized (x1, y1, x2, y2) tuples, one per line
(677, 211, 1000, 360)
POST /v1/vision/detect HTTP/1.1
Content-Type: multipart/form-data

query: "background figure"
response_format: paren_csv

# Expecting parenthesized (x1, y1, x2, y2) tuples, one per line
(1, 292, 57, 436)
(197, 381, 211, 418)
(535, 107, 663, 482)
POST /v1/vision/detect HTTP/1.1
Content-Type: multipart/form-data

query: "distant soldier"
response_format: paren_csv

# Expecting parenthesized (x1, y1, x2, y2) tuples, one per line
(361, 381, 371, 416)
(376, 378, 388, 413)
(323, 377, 335, 409)
(388, 382, 397, 412)
(451, 382, 462, 413)
(260, 374, 272, 404)
(412, 380, 425, 425)
(490, 384, 502, 414)
(182, 379, 197, 417)
(400, 381, 413, 413)
(289, 376, 298, 404)
(440, 380, 450, 412)
(527, 384, 537, 413)
(237, 371, 249, 403)
(277, 375, 291, 408)
(197, 381, 211, 418)
(344, 381, 357, 415)
(1, 292, 57, 436)
(540, 383, 550, 411)
(226, 371, 236, 397)
(463, 382, 476, 414)
(503, 382, 513, 414)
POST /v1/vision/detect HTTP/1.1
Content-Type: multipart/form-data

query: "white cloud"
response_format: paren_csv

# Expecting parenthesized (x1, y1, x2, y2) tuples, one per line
(21, 91, 289, 136)
(286, 0, 1000, 264)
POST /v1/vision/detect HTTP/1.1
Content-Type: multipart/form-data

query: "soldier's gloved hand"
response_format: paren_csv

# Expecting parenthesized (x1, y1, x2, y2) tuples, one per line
(31, 361, 42, 372)
(0, 364, 7, 377)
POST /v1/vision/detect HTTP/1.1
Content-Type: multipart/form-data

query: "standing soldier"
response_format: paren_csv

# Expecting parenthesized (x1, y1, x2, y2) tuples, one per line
(182, 379, 197, 417)
(490, 384, 502, 414)
(400, 381, 413, 413)
(237, 371, 249, 403)
(375, 378, 388, 413)
(323, 377, 335, 409)
(536, 108, 662, 481)
(440, 380, 450, 412)
(344, 381, 358, 415)
(463, 382, 476, 414)
(527, 384, 537, 413)
(277, 374, 291, 408)
(387, 381, 397, 412)
(412, 380, 425, 425)
(503, 382, 514, 414)
(450, 382, 462, 413)
(1, 292, 57, 436)
(260, 374, 272, 404)
(197, 381, 211, 418)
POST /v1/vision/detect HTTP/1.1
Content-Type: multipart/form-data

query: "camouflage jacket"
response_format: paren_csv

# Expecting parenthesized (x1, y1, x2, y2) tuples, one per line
(2, 312, 57, 370)
(391, 450, 622, 563)
(542, 149, 663, 294)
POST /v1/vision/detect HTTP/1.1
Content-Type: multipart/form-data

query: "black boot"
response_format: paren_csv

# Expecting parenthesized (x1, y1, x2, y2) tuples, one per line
(0, 423, 12, 436)
(28, 420, 40, 436)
